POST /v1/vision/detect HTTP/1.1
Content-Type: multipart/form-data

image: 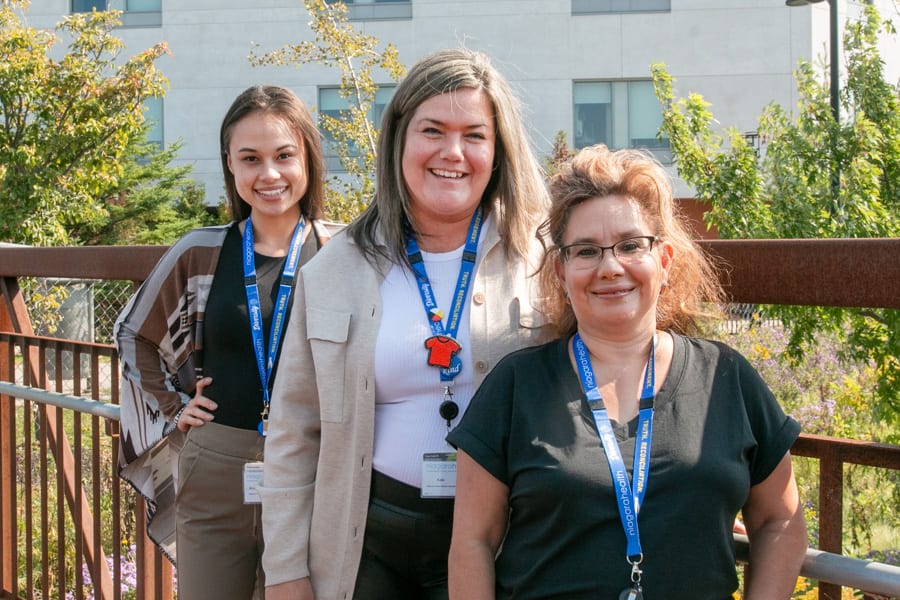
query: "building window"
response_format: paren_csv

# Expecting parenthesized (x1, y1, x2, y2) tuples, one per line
(573, 80, 668, 156)
(144, 97, 163, 148)
(121, 0, 161, 27)
(72, 0, 106, 12)
(325, 0, 412, 21)
(572, 0, 670, 14)
(318, 86, 395, 170)
(126, 0, 159, 9)
(72, 0, 161, 27)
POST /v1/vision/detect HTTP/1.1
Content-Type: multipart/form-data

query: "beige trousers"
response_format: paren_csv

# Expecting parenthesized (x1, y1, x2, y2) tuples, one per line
(175, 421, 265, 600)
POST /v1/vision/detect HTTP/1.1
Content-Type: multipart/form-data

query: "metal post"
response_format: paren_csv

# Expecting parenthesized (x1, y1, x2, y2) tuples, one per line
(786, 0, 841, 195)
(829, 0, 839, 123)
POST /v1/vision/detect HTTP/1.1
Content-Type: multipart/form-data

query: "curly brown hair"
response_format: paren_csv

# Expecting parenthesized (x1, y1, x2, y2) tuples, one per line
(537, 144, 724, 338)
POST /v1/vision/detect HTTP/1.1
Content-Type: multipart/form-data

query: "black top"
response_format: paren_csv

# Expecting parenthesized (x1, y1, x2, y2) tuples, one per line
(447, 334, 800, 600)
(202, 223, 317, 430)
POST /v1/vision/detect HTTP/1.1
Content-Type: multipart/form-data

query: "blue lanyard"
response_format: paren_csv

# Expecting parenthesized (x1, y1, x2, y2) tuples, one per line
(405, 207, 483, 383)
(573, 333, 656, 568)
(242, 216, 305, 433)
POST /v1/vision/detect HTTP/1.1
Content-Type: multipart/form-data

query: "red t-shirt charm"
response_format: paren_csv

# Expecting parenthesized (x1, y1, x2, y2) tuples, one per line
(424, 335, 461, 368)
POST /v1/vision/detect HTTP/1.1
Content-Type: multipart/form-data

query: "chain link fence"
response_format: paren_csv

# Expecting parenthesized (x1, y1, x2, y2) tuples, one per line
(17, 278, 776, 400)
(21, 278, 135, 397)
(23, 281, 769, 346)
(22, 279, 772, 351)
(26, 278, 135, 345)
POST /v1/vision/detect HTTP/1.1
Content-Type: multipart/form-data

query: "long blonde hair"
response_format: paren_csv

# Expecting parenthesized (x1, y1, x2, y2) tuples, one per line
(538, 144, 724, 338)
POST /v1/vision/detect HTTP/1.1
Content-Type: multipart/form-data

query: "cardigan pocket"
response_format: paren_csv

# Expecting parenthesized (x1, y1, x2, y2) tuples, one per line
(306, 307, 351, 423)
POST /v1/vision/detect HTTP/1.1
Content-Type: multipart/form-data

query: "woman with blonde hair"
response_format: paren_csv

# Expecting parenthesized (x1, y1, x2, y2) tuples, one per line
(261, 49, 551, 600)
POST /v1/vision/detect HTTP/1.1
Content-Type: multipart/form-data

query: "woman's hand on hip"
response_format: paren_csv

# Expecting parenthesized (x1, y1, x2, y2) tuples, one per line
(174, 377, 217, 432)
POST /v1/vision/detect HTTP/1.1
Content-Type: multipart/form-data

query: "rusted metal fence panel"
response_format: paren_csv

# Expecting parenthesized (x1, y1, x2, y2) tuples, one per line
(0, 333, 173, 600)
(697, 238, 900, 310)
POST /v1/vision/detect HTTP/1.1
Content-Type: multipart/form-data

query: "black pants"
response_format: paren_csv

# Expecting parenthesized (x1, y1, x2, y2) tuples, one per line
(353, 471, 455, 600)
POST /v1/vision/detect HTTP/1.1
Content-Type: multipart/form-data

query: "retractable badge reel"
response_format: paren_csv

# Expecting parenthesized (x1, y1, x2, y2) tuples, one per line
(439, 385, 459, 428)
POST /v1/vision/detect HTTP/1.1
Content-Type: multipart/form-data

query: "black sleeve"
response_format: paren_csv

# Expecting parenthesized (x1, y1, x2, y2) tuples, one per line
(732, 347, 802, 485)
(446, 356, 517, 485)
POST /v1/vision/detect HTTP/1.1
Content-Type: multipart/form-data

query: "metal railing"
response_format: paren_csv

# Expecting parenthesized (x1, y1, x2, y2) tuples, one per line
(2, 357, 899, 598)
(733, 533, 900, 598)
(0, 333, 173, 600)
(1, 239, 899, 599)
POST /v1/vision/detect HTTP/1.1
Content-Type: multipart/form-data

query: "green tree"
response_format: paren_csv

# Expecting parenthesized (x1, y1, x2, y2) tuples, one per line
(545, 130, 575, 177)
(0, 0, 170, 246)
(250, 0, 406, 222)
(74, 129, 225, 246)
(652, 5, 900, 424)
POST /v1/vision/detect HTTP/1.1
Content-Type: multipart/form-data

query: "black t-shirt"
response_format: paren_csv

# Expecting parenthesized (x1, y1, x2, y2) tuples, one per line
(201, 223, 317, 430)
(447, 334, 800, 600)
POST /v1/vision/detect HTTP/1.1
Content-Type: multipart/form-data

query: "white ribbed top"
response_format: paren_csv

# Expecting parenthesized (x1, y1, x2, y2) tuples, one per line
(373, 243, 476, 488)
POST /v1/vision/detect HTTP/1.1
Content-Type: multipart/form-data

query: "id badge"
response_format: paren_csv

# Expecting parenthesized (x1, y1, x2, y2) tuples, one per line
(420, 452, 457, 498)
(619, 586, 643, 600)
(243, 461, 264, 504)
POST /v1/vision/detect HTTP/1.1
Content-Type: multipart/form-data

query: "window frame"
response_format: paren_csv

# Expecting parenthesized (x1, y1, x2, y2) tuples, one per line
(324, 0, 412, 21)
(71, 0, 107, 13)
(318, 85, 396, 171)
(572, 79, 670, 160)
(143, 96, 164, 149)
(71, 0, 162, 27)
(572, 0, 670, 15)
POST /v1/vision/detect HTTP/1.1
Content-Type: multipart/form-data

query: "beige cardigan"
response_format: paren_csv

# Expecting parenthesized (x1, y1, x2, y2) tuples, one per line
(260, 211, 550, 599)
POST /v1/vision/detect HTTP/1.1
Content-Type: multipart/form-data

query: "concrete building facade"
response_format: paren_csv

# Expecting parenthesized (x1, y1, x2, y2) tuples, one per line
(20, 0, 899, 204)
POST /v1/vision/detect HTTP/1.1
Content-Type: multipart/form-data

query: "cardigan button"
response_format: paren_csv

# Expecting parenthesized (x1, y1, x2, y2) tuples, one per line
(472, 291, 485, 305)
(475, 360, 488, 373)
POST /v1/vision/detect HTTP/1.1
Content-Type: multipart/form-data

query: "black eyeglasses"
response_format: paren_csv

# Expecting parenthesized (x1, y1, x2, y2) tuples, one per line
(559, 236, 658, 270)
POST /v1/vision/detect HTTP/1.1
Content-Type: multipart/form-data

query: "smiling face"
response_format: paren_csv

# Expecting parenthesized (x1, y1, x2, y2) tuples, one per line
(555, 194, 673, 340)
(401, 87, 496, 238)
(226, 112, 307, 226)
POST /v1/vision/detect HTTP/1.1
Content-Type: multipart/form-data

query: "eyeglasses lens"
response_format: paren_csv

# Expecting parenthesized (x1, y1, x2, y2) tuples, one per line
(565, 237, 654, 270)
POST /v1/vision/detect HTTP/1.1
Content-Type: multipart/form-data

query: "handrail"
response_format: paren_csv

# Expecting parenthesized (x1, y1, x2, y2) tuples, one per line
(792, 433, 900, 469)
(696, 237, 900, 309)
(0, 381, 120, 421)
(1, 239, 898, 309)
(733, 534, 900, 597)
